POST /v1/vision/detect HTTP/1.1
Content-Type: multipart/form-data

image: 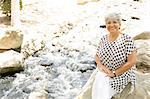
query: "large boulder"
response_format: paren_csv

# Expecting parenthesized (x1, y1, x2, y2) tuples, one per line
(0, 28, 23, 50)
(75, 70, 150, 99)
(0, 50, 24, 76)
(112, 71, 150, 99)
(135, 40, 150, 70)
(134, 32, 150, 70)
(134, 32, 150, 40)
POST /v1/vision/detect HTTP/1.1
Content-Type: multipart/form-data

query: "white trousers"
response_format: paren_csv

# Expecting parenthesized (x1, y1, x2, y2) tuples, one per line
(92, 71, 116, 99)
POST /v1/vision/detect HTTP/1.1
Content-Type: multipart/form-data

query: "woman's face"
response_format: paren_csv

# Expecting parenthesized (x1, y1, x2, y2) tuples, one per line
(105, 18, 121, 34)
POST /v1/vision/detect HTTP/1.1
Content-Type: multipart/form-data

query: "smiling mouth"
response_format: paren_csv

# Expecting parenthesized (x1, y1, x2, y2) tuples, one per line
(110, 28, 115, 30)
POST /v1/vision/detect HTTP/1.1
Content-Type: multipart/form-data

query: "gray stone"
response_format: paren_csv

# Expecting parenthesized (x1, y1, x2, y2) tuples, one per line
(0, 50, 24, 76)
(135, 40, 150, 69)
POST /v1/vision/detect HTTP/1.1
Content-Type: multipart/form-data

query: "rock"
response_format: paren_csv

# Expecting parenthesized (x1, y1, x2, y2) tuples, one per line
(113, 71, 150, 99)
(0, 28, 23, 49)
(112, 83, 133, 99)
(134, 32, 150, 40)
(0, 50, 24, 76)
(112, 84, 148, 99)
(75, 70, 150, 99)
(28, 90, 48, 99)
(76, 0, 89, 5)
(135, 40, 150, 70)
(76, 0, 100, 5)
(131, 16, 140, 20)
(0, 49, 9, 53)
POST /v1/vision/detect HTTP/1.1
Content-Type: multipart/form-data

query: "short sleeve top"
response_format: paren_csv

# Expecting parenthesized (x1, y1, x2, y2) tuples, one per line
(96, 33, 136, 93)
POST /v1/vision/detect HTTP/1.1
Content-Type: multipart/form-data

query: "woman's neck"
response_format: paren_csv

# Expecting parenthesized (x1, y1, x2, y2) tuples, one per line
(108, 32, 121, 42)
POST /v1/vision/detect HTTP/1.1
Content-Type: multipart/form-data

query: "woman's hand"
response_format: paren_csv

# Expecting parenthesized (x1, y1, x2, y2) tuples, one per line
(100, 66, 115, 77)
(107, 71, 115, 77)
(99, 66, 111, 74)
(95, 54, 115, 77)
(101, 66, 111, 74)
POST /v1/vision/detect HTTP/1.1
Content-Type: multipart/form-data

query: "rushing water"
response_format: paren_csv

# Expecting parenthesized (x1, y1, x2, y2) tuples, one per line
(0, 46, 95, 99)
(0, 76, 15, 98)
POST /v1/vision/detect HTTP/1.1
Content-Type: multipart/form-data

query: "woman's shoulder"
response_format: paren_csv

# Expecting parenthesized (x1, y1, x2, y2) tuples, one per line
(100, 34, 107, 40)
(122, 33, 132, 40)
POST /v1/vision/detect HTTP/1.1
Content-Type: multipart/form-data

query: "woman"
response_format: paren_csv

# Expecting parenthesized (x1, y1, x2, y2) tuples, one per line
(92, 13, 136, 99)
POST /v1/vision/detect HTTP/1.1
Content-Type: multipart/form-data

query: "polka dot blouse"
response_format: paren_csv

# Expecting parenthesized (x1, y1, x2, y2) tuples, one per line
(96, 33, 136, 93)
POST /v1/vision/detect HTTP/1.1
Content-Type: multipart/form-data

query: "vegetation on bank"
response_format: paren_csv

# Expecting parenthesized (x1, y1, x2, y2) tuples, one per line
(0, 0, 22, 17)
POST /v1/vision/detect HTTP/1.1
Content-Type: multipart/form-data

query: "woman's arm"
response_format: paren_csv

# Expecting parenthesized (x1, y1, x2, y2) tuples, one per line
(115, 51, 136, 76)
(95, 54, 112, 74)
